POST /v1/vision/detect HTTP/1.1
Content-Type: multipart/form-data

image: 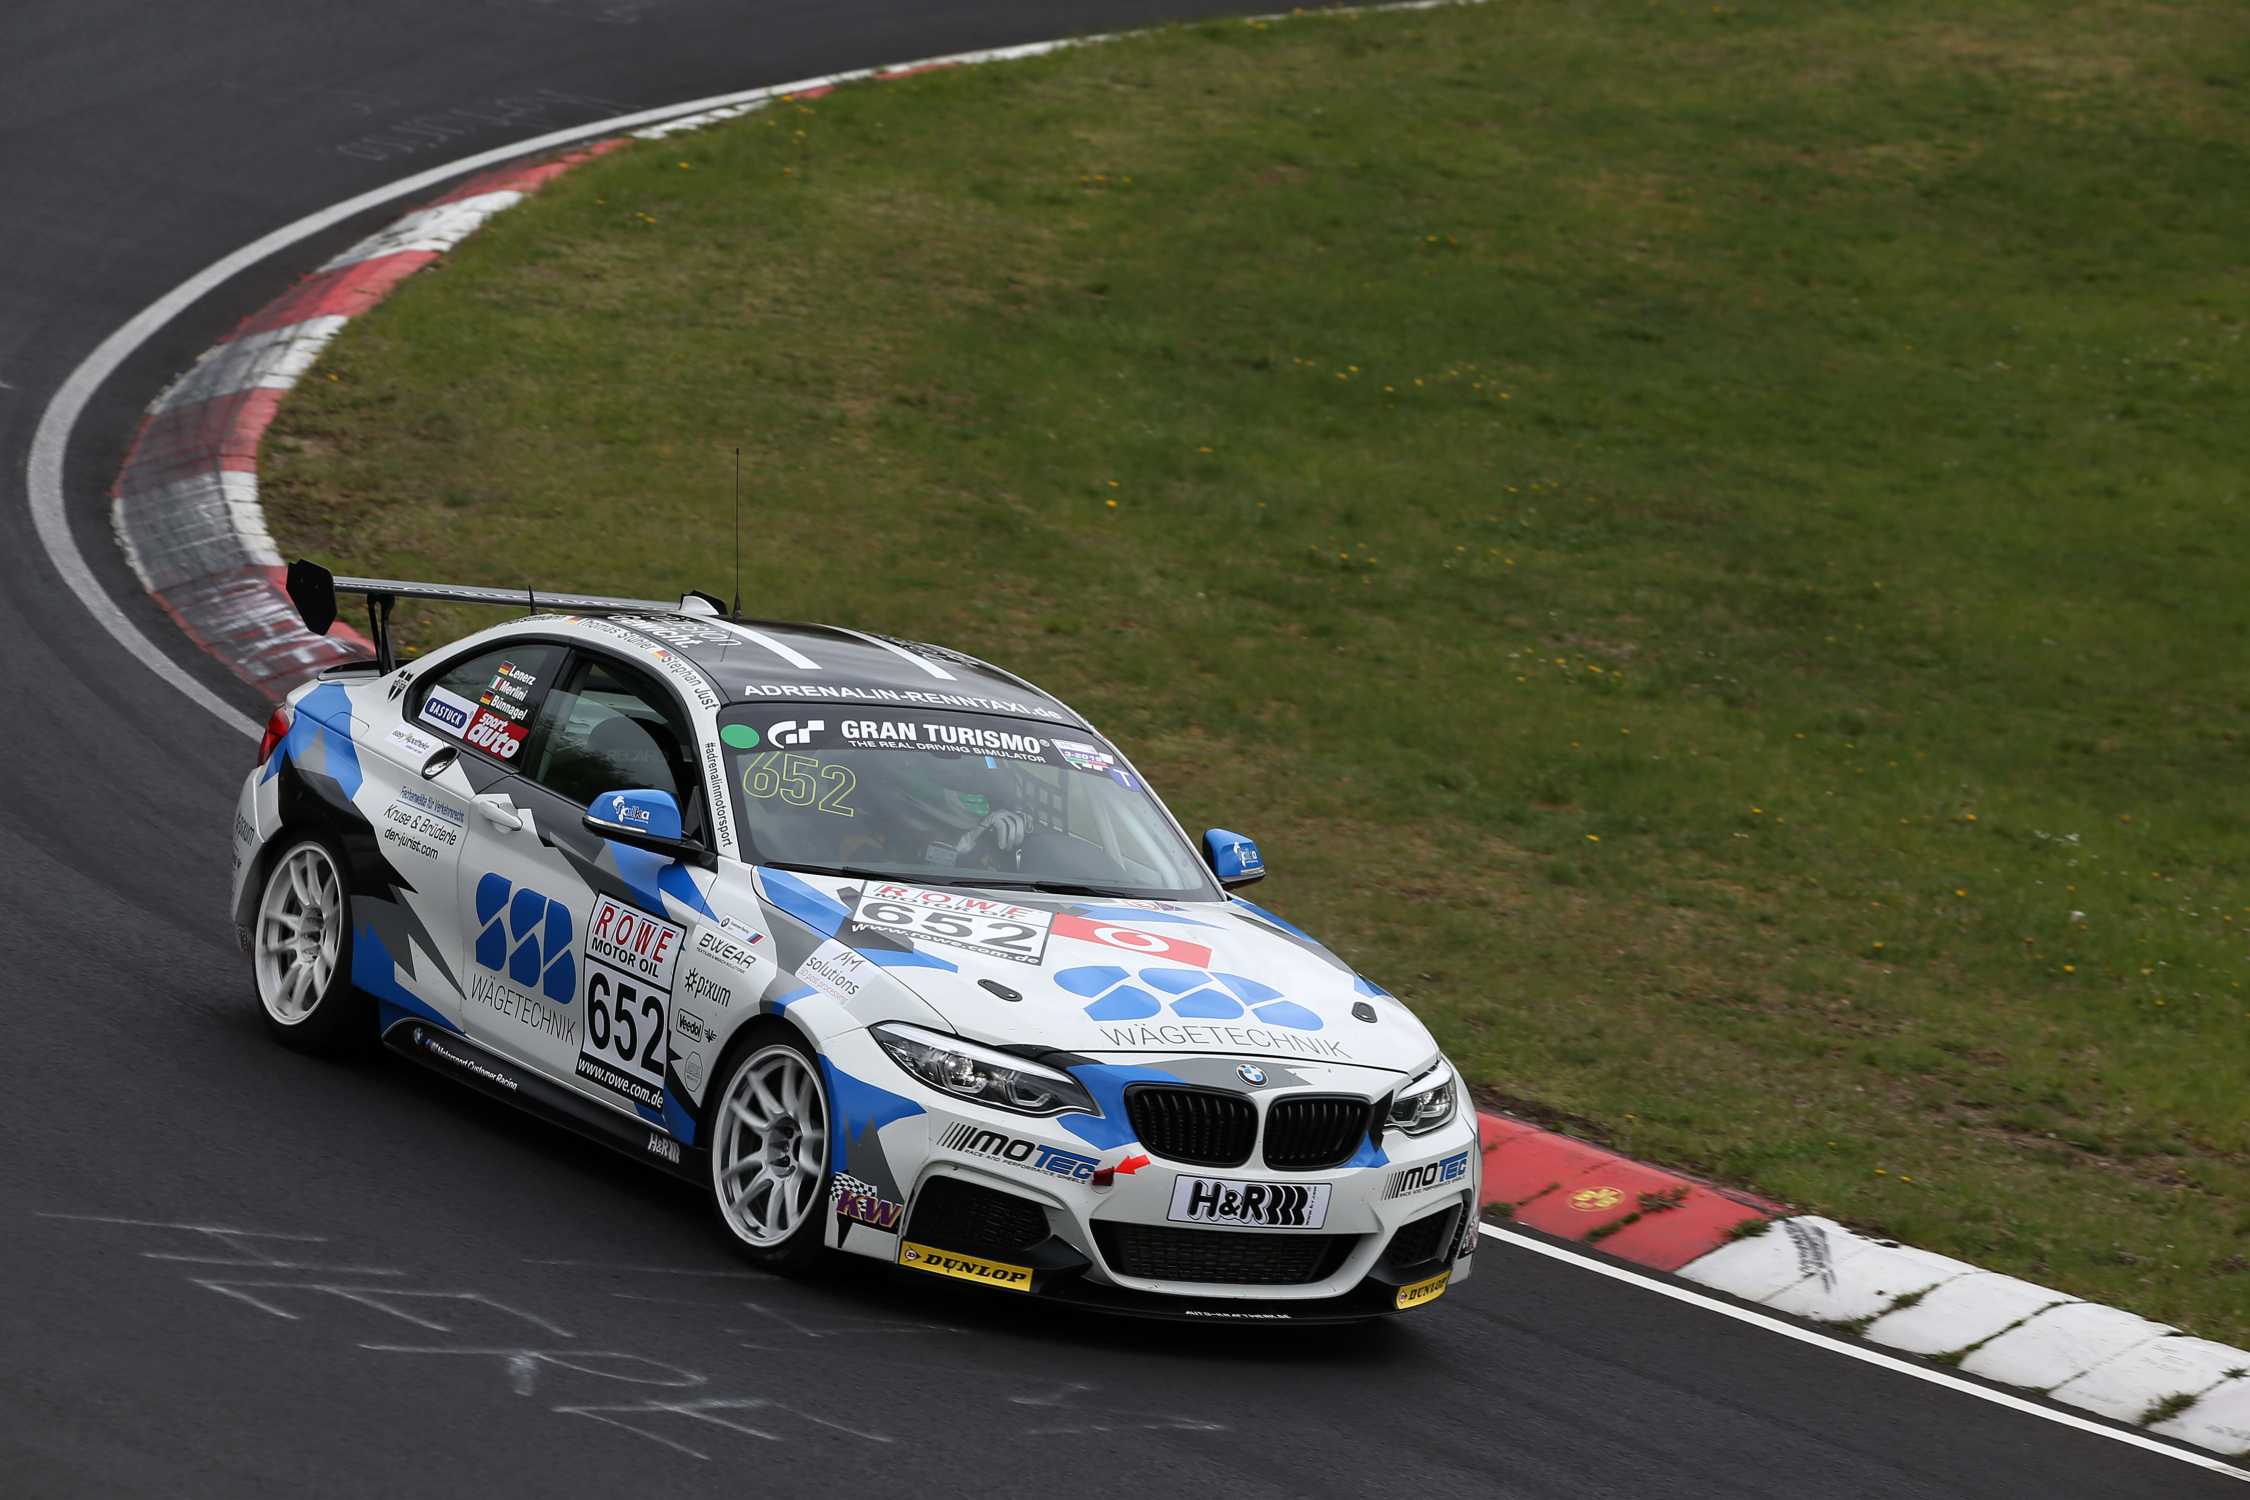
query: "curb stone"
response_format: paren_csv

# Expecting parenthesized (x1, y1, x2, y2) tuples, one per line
(103, 18, 2250, 1468)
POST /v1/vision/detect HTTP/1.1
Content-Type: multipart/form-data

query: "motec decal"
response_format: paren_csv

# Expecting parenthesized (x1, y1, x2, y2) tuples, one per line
(1384, 1149, 1471, 1200)
(937, 1122, 1098, 1183)
(897, 1241, 1032, 1292)
(1167, 1175, 1332, 1230)
(1395, 1271, 1450, 1310)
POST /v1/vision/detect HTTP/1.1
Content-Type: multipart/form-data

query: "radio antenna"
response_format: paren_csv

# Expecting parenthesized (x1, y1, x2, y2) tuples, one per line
(731, 446, 744, 620)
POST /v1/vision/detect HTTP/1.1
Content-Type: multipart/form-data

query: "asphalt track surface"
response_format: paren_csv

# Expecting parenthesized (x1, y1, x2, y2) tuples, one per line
(0, 4, 2237, 1495)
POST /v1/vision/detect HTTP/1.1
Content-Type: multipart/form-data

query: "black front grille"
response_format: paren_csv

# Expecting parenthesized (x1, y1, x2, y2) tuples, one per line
(1263, 1095, 1373, 1170)
(1125, 1086, 1257, 1167)
(905, 1176, 1049, 1258)
(1094, 1223, 1356, 1286)
(1387, 1207, 1459, 1269)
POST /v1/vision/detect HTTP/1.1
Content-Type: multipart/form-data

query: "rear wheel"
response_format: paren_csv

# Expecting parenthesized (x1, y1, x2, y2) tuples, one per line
(252, 836, 367, 1056)
(707, 1025, 831, 1270)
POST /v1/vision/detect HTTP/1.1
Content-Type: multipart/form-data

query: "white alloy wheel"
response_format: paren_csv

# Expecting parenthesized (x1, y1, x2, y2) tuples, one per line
(710, 1043, 831, 1250)
(255, 841, 344, 1026)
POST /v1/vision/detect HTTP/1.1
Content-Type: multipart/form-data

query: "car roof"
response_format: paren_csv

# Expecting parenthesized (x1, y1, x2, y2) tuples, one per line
(572, 613, 1088, 728)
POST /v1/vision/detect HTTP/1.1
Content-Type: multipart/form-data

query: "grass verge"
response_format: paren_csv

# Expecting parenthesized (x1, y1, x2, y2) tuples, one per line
(263, 0, 2250, 1340)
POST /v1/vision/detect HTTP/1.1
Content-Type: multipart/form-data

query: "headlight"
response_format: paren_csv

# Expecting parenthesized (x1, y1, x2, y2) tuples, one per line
(1387, 1058, 1458, 1136)
(872, 1023, 1098, 1117)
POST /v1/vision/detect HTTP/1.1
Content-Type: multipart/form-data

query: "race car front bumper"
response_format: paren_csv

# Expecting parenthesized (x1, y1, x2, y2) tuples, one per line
(825, 1035, 1483, 1321)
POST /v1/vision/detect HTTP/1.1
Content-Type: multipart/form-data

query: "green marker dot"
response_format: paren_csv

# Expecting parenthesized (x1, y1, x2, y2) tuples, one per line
(720, 724, 760, 750)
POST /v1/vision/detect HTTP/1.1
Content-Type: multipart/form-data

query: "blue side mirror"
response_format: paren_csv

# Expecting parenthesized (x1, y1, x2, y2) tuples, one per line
(1202, 828, 1266, 887)
(584, 788, 701, 859)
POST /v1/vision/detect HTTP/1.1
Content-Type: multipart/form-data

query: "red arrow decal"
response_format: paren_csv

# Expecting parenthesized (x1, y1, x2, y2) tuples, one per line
(1115, 1153, 1152, 1176)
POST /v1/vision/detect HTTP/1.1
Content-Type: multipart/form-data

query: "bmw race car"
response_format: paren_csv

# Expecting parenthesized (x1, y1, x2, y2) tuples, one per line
(231, 564, 1479, 1319)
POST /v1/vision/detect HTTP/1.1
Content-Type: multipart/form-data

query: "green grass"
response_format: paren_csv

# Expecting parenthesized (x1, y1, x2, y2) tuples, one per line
(262, 0, 2250, 1341)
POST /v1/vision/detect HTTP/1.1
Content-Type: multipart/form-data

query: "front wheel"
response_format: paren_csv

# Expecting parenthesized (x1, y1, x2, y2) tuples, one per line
(706, 1025, 832, 1270)
(251, 836, 368, 1056)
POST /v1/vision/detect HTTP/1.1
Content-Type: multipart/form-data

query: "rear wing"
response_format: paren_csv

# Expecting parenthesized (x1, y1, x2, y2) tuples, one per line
(285, 559, 723, 672)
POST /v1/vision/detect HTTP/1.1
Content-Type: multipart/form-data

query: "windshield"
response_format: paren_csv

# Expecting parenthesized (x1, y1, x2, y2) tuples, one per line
(716, 706, 1216, 901)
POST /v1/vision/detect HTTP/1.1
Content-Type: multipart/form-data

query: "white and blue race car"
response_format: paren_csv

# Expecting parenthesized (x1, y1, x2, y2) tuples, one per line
(230, 564, 1479, 1319)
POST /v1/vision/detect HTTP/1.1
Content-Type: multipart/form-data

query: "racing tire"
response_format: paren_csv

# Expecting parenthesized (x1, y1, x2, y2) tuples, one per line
(250, 835, 368, 1057)
(706, 1022, 833, 1271)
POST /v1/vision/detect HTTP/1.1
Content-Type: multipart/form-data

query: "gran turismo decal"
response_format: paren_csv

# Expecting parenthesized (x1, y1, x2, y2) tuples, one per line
(767, 718, 824, 747)
(1167, 1176, 1332, 1230)
(897, 1241, 1032, 1291)
(1055, 965, 1323, 1030)
(1384, 1149, 1471, 1199)
(936, 1122, 1099, 1184)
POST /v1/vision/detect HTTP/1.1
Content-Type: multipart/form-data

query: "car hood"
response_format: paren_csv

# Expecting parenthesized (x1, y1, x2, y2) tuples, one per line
(754, 869, 1438, 1077)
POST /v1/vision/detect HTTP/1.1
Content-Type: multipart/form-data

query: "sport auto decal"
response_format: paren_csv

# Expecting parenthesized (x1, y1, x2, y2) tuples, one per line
(1055, 965, 1323, 1031)
(936, 1122, 1099, 1183)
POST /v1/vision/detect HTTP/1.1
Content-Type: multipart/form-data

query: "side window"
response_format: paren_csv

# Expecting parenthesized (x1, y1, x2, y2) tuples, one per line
(523, 654, 700, 830)
(411, 643, 564, 766)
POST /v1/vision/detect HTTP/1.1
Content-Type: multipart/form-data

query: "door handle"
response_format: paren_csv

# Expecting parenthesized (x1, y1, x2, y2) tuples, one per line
(420, 747, 458, 780)
(473, 794, 524, 831)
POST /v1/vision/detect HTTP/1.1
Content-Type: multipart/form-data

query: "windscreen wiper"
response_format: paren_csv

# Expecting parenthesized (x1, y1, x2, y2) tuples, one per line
(760, 860, 981, 887)
(970, 878, 1138, 899)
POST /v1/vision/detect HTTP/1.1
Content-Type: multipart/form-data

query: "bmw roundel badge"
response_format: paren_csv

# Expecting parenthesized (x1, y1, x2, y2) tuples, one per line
(1237, 1063, 1267, 1086)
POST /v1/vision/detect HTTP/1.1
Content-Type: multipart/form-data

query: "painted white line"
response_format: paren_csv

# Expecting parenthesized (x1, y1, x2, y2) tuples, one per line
(1476, 1223, 2248, 1481)
(715, 621, 821, 671)
(829, 626, 956, 681)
